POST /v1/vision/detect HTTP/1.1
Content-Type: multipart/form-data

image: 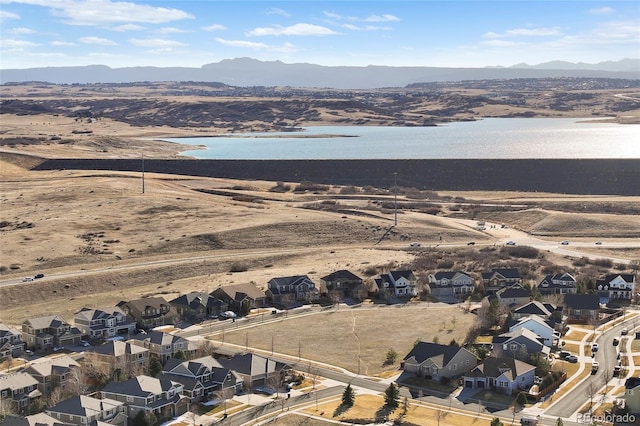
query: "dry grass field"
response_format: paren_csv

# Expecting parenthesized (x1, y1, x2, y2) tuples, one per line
(213, 304, 474, 375)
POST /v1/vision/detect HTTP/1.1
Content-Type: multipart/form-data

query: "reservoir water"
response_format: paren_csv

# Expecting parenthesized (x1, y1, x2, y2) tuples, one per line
(170, 118, 640, 160)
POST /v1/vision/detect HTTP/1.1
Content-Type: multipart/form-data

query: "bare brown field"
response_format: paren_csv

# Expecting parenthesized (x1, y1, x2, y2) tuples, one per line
(213, 305, 474, 375)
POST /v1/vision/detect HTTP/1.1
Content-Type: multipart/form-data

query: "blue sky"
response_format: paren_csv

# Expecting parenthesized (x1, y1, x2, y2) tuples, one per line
(1, 0, 638, 69)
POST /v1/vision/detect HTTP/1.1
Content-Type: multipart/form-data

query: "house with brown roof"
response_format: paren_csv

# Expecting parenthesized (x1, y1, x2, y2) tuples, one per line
(538, 272, 577, 295)
(116, 297, 178, 330)
(24, 355, 80, 395)
(481, 268, 521, 294)
(0, 323, 24, 360)
(216, 353, 289, 389)
(463, 356, 535, 394)
(0, 372, 41, 414)
(428, 271, 474, 301)
(45, 395, 127, 425)
(210, 283, 267, 315)
(73, 307, 137, 340)
(21, 315, 82, 351)
(401, 342, 477, 382)
(85, 340, 150, 379)
(320, 270, 366, 300)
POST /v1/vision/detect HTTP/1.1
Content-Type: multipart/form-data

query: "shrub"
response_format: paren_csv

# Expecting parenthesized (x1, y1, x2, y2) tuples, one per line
(229, 262, 248, 273)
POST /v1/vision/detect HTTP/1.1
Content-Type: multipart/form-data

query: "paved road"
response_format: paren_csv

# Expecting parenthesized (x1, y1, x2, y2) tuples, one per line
(546, 315, 638, 418)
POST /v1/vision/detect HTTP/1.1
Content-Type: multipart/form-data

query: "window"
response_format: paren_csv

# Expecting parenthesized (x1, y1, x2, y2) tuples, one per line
(126, 396, 133, 403)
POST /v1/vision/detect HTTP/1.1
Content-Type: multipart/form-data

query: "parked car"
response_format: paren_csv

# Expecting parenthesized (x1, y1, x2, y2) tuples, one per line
(613, 337, 620, 346)
(559, 350, 571, 359)
(254, 386, 276, 395)
(614, 365, 622, 376)
(591, 361, 599, 373)
(34, 273, 45, 279)
(24, 349, 34, 356)
(621, 328, 629, 335)
(566, 355, 578, 363)
(592, 343, 599, 352)
(79, 340, 90, 347)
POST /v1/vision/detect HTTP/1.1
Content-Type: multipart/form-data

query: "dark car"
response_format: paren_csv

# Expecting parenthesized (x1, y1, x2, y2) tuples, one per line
(467, 241, 476, 245)
(34, 273, 44, 279)
(566, 355, 578, 363)
(254, 386, 276, 395)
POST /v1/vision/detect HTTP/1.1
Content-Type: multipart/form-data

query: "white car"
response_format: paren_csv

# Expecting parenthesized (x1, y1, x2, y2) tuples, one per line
(591, 361, 600, 373)
(592, 343, 599, 352)
(409, 242, 421, 247)
(22, 277, 34, 282)
(506, 240, 516, 246)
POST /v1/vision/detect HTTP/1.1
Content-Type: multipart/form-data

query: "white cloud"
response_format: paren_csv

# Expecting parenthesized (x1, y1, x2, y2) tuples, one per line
(483, 27, 563, 38)
(7, 27, 36, 34)
(215, 37, 297, 53)
(363, 14, 400, 23)
(202, 24, 226, 32)
(341, 24, 391, 31)
(79, 36, 117, 45)
(247, 23, 337, 37)
(589, 7, 615, 15)
(4, 0, 193, 26)
(266, 8, 290, 17)
(51, 40, 76, 46)
(155, 27, 188, 34)
(1, 38, 39, 48)
(111, 24, 145, 32)
(0, 10, 20, 22)
(129, 38, 187, 48)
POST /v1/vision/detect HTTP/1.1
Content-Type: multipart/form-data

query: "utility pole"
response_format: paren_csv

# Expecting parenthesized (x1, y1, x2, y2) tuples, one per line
(393, 172, 398, 226)
(141, 152, 145, 194)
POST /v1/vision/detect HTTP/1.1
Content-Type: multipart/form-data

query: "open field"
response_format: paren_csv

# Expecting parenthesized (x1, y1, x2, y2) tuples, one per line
(211, 304, 474, 375)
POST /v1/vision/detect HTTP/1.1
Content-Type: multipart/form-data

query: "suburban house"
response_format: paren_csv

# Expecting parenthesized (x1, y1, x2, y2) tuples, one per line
(463, 356, 536, 394)
(127, 331, 197, 364)
(492, 328, 551, 360)
(24, 355, 81, 395)
(481, 268, 522, 294)
(266, 275, 320, 307)
(100, 375, 189, 423)
(0, 372, 41, 414)
(509, 315, 556, 347)
(401, 342, 478, 382)
(21, 315, 82, 351)
(169, 292, 227, 323)
(161, 356, 242, 402)
(564, 294, 600, 324)
(624, 377, 640, 414)
(210, 283, 268, 315)
(512, 301, 557, 321)
(427, 271, 474, 301)
(45, 395, 127, 426)
(86, 340, 150, 377)
(495, 285, 530, 307)
(375, 270, 418, 298)
(217, 353, 288, 389)
(116, 297, 178, 330)
(538, 272, 577, 295)
(0, 323, 24, 359)
(596, 273, 636, 301)
(320, 269, 366, 300)
(73, 307, 137, 340)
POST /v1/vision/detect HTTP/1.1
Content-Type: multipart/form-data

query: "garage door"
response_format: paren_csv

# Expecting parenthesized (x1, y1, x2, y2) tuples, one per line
(477, 380, 485, 388)
(465, 380, 474, 388)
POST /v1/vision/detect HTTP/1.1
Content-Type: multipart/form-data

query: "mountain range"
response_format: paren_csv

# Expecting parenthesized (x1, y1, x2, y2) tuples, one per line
(1, 57, 638, 89)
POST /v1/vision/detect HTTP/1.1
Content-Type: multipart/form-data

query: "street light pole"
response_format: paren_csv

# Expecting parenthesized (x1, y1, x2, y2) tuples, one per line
(393, 172, 398, 226)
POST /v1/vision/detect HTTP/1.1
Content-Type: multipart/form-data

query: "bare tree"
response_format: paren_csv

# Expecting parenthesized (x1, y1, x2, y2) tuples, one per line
(306, 361, 320, 390)
(584, 378, 599, 414)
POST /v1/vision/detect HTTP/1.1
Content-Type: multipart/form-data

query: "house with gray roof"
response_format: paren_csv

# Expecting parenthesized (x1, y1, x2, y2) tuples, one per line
(100, 375, 188, 423)
(73, 307, 136, 340)
(624, 377, 640, 414)
(161, 356, 242, 402)
(169, 292, 227, 323)
(0, 372, 41, 415)
(538, 272, 577, 295)
(266, 275, 319, 307)
(210, 283, 267, 315)
(216, 353, 289, 388)
(428, 271, 474, 301)
(86, 341, 149, 379)
(0, 413, 64, 426)
(509, 315, 556, 347)
(24, 355, 80, 395)
(564, 294, 600, 323)
(45, 395, 127, 425)
(116, 297, 178, 330)
(492, 328, 550, 360)
(481, 268, 521, 294)
(463, 356, 535, 394)
(21, 316, 82, 352)
(495, 284, 530, 307)
(375, 270, 418, 298)
(512, 301, 556, 320)
(127, 331, 196, 364)
(0, 323, 24, 360)
(401, 342, 478, 382)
